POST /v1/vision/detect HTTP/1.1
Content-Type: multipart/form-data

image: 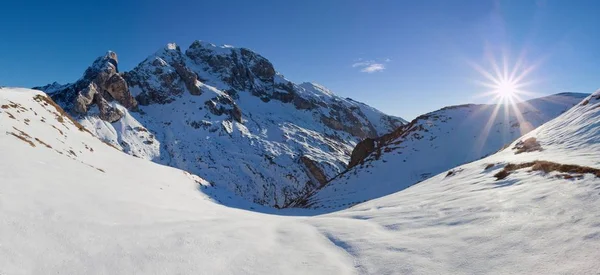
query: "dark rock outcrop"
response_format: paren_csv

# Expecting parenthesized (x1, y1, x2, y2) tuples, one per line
(348, 138, 376, 168)
(300, 156, 328, 187)
(186, 41, 276, 100)
(35, 51, 138, 122)
(173, 62, 202, 96)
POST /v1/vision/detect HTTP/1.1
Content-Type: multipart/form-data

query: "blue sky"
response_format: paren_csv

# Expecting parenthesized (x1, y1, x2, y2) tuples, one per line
(1, 0, 599, 119)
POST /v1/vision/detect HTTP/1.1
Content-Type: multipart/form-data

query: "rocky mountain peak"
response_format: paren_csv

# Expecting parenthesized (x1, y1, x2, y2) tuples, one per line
(34, 51, 138, 123)
(185, 41, 276, 99)
(34, 40, 406, 207)
(85, 51, 120, 78)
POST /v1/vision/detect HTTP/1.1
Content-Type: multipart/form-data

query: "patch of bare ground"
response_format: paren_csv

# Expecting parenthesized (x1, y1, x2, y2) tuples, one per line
(484, 163, 495, 170)
(7, 132, 35, 147)
(513, 137, 543, 154)
(11, 127, 31, 138)
(51, 125, 64, 135)
(494, 160, 600, 180)
(5, 111, 16, 119)
(445, 168, 463, 178)
(34, 137, 52, 149)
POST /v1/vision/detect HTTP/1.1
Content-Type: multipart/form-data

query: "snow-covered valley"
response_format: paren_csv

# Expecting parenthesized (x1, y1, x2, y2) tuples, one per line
(2, 81, 600, 274)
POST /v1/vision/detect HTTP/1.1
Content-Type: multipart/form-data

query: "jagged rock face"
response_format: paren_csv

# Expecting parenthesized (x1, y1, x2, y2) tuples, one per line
(300, 156, 328, 187)
(124, 44, 190, 105)
(348, 138, 376, 168)
(36, 51, 137, 123)
(81, 52, 138, 111)
(186, 41, 276, 99)
(35, 41, 406, 207)
(124, 44, 242, 123)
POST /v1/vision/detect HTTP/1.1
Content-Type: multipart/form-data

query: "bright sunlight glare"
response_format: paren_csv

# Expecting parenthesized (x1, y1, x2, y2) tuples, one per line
(470, 49, 539, 106)
(469, 48, 544, 155)
(495, 79, 517, 99)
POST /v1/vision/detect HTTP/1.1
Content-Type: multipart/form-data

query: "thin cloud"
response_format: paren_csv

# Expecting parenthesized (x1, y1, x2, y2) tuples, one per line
(361, 63, 385, 73)
(352, 61, 371, 68)
(352, 59, 386, 73)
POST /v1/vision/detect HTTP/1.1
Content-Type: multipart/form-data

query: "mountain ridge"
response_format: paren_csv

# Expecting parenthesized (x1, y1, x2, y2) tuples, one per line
(34, 41, 406, 207)
(298, 92, 589, 209)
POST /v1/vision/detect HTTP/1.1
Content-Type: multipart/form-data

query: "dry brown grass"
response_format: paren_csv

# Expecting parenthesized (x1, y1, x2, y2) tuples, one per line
(51, 125, 64, 135)
(101, 140, 121, 151)
(33, 95, 91, 134)
(8, 132, 35, 147)
(513, 137, 543, 154)
(34, 137, 52, 149)
(494, 160, 600, 180)
(445, 168, 463, 178)
(12, 127, 31, 138)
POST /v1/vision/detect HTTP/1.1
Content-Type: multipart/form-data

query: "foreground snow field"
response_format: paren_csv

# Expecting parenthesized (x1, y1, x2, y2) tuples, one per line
(1, 88, 600, 274)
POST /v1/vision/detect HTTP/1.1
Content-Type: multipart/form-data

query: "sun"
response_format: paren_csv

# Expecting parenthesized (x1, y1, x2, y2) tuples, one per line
(468, 49, 543, 154)
(494, 79, 518, 100)
(470, 51, 537, 106)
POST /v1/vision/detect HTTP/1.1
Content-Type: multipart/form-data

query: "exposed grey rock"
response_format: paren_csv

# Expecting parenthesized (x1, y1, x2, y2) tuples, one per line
(348, 138, 376, 168)
(35, 51, 137, 122)
(125, 44, 204, 105)
(74, 83, 97, 114)
(105, 73, 137, 110)
(94, 92, 123, 123)
(300, 156, 328, 187)
(173, 62, 202, 96)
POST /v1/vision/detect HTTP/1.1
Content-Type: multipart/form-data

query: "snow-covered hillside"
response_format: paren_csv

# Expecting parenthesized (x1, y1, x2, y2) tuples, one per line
(35, 42, 405, 207)
(3, 88, 599, 274)
(301, 93, 588, 209)
(0, 88, 354, 274)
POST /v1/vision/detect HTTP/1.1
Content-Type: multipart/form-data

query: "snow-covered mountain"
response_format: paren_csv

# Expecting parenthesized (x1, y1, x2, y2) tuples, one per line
(35, 42, 406, 207)
(3, 87, 599, 274)
(300, 92, 588, 209)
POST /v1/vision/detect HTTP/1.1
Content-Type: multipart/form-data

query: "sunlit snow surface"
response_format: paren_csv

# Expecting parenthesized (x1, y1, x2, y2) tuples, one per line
(1, 88, 599, 274)
(307, 93, 589, 209)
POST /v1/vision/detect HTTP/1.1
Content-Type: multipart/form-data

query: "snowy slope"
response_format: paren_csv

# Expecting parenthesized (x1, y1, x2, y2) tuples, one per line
(302, 93, 588, 209)
(308, 90, 600, 274)
(3, 88, 599, 274)
(0, 88, 355, 274)
(36, 42, 405, 207)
